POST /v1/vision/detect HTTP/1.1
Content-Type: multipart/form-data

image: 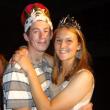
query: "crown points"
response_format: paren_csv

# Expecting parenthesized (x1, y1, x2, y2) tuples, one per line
(58, 15, 81, 30)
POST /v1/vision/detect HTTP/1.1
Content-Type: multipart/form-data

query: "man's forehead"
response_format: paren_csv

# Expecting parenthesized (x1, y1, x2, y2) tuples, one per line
(31, 21, 50, 28)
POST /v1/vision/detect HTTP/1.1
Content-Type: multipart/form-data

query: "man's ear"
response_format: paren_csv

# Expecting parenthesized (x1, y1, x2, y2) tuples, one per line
(50, 31, 53, 40)
(23, 33, 29, 42)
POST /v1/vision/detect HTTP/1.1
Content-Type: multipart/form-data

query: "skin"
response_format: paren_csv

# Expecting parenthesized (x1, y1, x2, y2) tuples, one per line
(22, 20, 53, 67)
(24, 21, 53, 53)
(13, 27, 94, 110)
(54, 27, 80, 71)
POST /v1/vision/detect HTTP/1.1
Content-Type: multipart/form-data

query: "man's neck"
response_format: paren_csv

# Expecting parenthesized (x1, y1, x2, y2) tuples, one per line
(27, 47, 45, 65)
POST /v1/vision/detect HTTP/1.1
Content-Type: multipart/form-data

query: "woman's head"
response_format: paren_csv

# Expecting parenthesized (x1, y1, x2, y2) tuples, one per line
(52, 16, 92, 83)
(54, 27, 81, 61)
(54, 16, 89, 63)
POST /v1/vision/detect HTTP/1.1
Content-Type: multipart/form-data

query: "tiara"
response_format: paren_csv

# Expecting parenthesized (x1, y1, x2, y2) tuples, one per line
(58, 15, 81, 30)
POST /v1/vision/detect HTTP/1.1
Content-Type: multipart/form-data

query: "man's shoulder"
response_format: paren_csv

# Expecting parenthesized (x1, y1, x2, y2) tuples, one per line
(3, 63, 27, 83)
(4, 63, 22, 74)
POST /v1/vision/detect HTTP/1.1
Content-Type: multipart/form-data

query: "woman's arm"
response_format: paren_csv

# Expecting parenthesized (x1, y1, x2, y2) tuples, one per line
(13, 49, 94, 110)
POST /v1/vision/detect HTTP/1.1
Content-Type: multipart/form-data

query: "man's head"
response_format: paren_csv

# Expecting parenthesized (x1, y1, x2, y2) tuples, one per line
(21, 2, 53, 52)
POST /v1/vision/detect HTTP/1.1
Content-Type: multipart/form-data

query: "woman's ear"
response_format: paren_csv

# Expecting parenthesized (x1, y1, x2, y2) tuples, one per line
(77, 44, 81, 51)
(23, 33, 29, 42)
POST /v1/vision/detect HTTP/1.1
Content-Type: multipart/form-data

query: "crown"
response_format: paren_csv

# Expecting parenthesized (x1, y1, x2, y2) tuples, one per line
(58, 15, 81, 30)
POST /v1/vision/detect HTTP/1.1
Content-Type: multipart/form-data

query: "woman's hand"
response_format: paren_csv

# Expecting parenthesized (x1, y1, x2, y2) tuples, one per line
(12, 48, 33, 73)
(79, 103, 93, 110)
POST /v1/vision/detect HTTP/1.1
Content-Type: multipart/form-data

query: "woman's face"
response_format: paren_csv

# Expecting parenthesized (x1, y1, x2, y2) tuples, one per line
(54, 27, 80, 61)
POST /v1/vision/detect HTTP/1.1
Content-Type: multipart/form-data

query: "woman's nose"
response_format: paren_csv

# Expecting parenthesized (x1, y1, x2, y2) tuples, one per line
(60, 41, 66, 48)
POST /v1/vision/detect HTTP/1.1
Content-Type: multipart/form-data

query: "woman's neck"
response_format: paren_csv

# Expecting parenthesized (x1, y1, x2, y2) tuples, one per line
(57, 58, 76, 84)
(62, 57, 75, 71)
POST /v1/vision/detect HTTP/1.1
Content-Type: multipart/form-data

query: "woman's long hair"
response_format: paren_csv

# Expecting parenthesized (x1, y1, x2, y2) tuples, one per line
(52, 23, 93, 84)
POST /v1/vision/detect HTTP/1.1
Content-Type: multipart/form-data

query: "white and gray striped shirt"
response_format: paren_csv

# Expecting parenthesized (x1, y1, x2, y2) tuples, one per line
(3, 58, 53, 110)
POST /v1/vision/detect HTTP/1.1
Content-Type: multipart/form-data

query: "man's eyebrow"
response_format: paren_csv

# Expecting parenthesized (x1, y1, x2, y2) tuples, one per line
(31, 27, 50, 30)
(31, 28, 39, 30)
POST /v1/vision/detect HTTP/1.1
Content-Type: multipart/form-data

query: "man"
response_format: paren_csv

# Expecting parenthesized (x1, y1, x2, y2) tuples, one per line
(3, 2, 53, 110)
(3, 2, 92, 110)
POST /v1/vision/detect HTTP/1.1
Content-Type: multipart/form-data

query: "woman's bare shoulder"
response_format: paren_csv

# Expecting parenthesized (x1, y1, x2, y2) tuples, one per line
(77, 69, 94, 81)
(68, 69, 94, 88)
(71, 69, 94, 88)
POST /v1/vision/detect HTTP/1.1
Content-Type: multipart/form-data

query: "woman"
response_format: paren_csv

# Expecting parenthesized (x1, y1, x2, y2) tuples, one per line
(12, 16, 94, 110)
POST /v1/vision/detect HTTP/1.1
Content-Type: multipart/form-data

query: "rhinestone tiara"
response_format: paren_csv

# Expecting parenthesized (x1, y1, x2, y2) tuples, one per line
(58, 15, 81, 30)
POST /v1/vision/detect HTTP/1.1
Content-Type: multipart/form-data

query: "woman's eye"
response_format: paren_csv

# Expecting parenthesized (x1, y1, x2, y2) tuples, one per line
(44, 30, 49, 32)
(68, 40, 72, 42)
(67, 39, 73, 43)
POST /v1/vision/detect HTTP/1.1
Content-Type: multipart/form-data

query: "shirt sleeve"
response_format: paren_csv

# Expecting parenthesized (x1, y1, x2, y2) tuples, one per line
(3, 64, 35, 109)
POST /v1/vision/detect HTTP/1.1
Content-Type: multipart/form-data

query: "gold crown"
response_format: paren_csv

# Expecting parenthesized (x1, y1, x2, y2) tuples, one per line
(58, 15, 81, 30)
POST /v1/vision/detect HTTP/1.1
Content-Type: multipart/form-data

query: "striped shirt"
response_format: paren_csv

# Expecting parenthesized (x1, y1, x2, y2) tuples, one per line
(3, 58, 53, 110)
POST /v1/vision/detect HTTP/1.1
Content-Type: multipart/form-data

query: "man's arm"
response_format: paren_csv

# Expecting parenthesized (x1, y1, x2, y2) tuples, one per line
(3, 63, 33, 110)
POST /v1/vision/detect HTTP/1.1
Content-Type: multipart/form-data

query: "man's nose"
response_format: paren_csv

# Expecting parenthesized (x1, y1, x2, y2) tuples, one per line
(39, 32, 46, 39)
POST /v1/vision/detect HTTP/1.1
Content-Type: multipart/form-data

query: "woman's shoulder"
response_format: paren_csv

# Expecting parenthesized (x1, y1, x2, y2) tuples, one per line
(44, 53, 54, 67)
(77, 69, 94, 79)
(70, 68, 94, 86)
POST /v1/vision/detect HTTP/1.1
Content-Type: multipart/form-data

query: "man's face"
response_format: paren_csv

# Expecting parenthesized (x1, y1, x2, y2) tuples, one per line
(25, 21, 53, 52)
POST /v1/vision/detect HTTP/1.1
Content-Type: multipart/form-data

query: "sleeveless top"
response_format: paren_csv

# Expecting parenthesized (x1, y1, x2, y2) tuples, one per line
(49, 69, 94, 110)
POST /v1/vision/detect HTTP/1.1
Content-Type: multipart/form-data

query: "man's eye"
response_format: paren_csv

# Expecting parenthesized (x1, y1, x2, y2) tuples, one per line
(56, 39, 62, 43)
(33, 30, 39, 33)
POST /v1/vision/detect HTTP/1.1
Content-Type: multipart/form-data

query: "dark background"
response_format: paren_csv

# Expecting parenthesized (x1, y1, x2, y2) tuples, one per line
(0, 0, 110, 110)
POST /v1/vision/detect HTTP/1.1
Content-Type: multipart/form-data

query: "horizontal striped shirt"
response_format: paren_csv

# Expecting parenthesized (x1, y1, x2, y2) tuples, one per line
(3, 58, 53, 110)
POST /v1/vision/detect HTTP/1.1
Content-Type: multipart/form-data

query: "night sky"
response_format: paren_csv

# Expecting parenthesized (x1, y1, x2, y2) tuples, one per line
(0, 0, 110, 110)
